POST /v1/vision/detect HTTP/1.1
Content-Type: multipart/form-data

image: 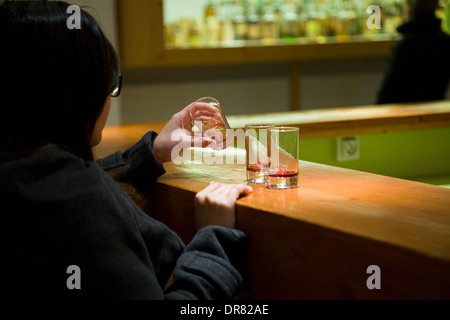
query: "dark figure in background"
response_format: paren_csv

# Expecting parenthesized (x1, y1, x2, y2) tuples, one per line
(376, 0, 450, 104)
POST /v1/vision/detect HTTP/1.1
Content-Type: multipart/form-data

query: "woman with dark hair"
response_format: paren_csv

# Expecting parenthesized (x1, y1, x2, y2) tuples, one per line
(0, 0, 252, 299)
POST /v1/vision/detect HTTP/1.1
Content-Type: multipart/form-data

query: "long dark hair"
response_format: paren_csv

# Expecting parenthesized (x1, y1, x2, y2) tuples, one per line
(0, 0, 119, 160)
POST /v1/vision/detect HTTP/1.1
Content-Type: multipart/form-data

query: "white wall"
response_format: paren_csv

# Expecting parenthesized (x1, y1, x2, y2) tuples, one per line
(121, 72, 290, 123)
(163, 0, 206, 23)
(119, 58, 389, 124)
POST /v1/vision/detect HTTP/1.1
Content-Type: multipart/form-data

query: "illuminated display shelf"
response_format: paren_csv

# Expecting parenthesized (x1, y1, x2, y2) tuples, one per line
(117, 0, 399, 69)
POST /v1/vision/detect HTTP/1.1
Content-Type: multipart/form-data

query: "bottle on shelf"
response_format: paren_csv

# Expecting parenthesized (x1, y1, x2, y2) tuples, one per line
(189, 17, 203, 47)
(297, 0, 308, 38)
(327, 0, 340, 37)
(247, 0, 262, 40)
(262, 0, 280, 42)
(219, 0, 236, 43)
(315, 0, 329, 40)
(337, 0, 357, 39)
(174, 19, 191, 47)
(303, 0, 321, 40)
(204, 0, 221, 46)
(348, 0, 361, 36)
(233, 0, 248, 41)
(280, 0, 299, 42)
(383, 0, 404, 34)
(335, 0, 351, 37)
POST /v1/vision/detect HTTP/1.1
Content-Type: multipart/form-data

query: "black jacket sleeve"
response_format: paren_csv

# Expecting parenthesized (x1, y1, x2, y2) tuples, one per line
(96, 131, 166, 190)
(164, 226, 248, 300)
(95, 131, 248, 300)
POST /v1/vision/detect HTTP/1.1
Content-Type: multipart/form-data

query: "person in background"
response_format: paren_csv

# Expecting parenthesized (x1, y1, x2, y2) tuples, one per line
(0, 0, 252, 299)
(376, 0, 450, 104)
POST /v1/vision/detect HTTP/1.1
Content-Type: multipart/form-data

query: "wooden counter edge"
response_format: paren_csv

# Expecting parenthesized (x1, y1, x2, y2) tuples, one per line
(143, 174, 450, 300)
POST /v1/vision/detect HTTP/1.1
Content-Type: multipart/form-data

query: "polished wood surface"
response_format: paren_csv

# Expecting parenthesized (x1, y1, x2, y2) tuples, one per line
(144, 155, 450, 299)
(94, 101, 450, 299)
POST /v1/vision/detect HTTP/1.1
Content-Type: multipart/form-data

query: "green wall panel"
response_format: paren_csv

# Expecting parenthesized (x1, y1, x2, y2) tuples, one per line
(299, 127, 450, 184)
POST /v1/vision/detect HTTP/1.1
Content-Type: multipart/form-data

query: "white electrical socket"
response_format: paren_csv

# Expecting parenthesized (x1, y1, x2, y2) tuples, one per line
(337, 136, 360, 161)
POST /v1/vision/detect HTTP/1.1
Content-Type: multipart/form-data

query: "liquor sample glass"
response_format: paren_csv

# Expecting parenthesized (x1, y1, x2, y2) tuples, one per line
(245, 123, 276, 183)
(268, 127, 299, 189)
(189, 97, 231, 150)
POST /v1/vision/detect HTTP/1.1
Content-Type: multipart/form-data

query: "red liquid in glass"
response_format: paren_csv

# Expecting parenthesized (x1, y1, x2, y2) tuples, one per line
(269, 172, 297, 178)
(247, 161, 267, 173)
(269, 167, 297, 178)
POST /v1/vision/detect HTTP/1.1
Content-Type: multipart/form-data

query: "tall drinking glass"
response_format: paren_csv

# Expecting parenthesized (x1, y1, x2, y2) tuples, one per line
(189, 97, 231, 150)
(245, 123, 276, 183)
(268, 127, 299, 189)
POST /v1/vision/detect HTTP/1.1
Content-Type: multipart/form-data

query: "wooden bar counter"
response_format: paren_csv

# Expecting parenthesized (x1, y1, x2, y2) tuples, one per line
(93, 101, 450, 299)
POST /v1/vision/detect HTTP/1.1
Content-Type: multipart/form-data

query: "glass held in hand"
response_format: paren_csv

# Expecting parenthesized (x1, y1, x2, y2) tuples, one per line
(245, 123, 276, 183)
(267, 126, 299, 189)
(190, 97, 232, 150)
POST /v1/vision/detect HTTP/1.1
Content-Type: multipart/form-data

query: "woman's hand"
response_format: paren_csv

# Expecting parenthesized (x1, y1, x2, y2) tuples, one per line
(152, 102, 218, 163)
(194, 182, 253, 230)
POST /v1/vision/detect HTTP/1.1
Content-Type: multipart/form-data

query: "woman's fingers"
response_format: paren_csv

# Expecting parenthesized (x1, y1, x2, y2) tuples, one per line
(194, 182, 253, 230)
(226, 184, 253, 198)
(191, 136, 217, 149)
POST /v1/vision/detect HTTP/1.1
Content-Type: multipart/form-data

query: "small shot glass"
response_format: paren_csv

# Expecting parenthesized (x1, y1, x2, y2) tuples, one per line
(267, 126, 299, 189)
(190, 97, 231, 150)
(245, 123, 276, 183)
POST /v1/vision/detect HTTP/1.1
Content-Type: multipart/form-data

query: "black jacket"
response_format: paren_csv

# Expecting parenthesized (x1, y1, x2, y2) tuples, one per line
(0, 132, 247, 299)
(376, 16, 450, 104)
